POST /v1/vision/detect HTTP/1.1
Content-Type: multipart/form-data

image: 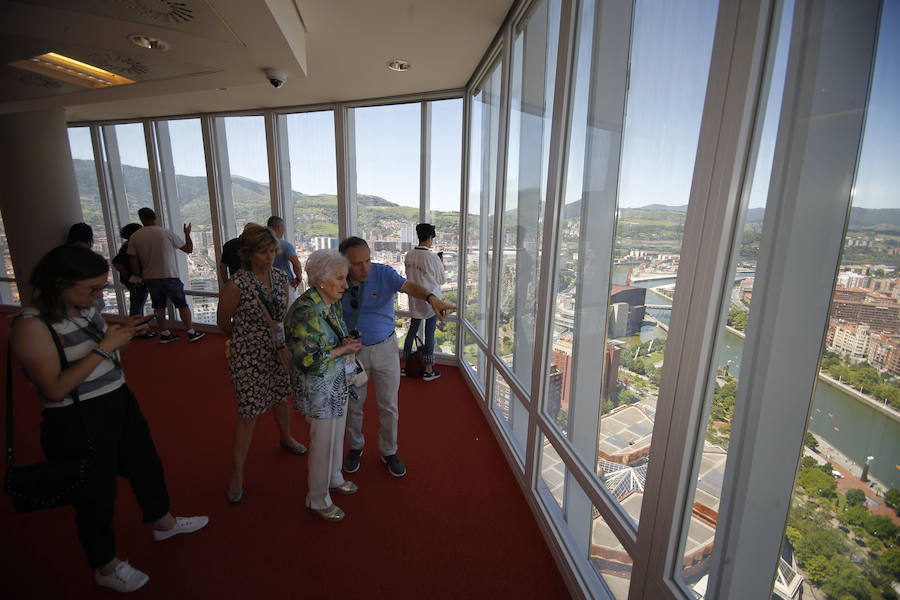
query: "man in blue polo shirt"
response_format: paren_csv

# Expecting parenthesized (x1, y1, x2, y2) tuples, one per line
(339, 236, 456, 477)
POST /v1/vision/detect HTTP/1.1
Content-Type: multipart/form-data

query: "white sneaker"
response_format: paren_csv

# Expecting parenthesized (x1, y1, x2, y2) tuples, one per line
(95, 561, 149, 592)
(153, 515, 210, 541)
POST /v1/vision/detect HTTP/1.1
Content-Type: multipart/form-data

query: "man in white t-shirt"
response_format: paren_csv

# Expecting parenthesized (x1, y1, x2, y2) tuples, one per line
(128, 208, 204, 343)
(401, 223, 445, 381)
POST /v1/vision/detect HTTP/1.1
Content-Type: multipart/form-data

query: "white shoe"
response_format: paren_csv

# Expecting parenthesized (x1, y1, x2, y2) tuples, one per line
(153, 515, 210, 541)
(95, 561, 149, 592)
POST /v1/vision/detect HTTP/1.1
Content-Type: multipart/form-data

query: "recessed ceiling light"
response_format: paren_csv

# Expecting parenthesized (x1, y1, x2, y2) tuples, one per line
(386, 58, 411, 72)
(128, 34, 170, 51)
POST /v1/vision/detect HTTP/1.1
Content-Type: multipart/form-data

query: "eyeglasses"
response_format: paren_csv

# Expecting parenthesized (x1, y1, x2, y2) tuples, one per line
(75, 282, 108, 295)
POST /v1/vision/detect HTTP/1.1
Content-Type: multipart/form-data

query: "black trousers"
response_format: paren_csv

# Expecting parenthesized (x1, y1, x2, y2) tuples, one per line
(40, 385, 170, 569)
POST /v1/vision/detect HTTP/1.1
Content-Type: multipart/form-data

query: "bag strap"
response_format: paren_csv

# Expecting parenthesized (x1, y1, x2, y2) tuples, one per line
(242, 271, 281, 333)
(6, 315, 82, 466)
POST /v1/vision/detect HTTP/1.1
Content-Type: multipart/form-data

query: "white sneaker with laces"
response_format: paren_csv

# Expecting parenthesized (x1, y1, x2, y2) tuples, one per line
(95, 561, 149, 593)
(153, 515, 210, 541)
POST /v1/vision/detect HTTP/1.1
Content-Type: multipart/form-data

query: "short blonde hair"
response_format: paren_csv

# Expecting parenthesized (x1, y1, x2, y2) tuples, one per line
(305, 249, 349, 288)
(239, 223, 279, 269)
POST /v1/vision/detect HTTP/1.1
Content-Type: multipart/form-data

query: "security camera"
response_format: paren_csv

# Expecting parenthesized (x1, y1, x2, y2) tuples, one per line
(263, 68, 286, 89)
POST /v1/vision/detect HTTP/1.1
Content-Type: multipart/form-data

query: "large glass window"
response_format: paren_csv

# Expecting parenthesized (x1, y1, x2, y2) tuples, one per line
(106, 122, 153, 226)
(350, 103, 420, 280)
(763, 4, 899, 599)
(69, 125, 119, 311)
(155, 118, 217, 325)
(68, 127, 107, 255)
(466, 58, 503, 341)
(428, 98, 463, 355)
(222, 115, 270, 233)
(497, 0, 560, 393)
(284, 110, 338, 273)
(0, 208, 19, 305)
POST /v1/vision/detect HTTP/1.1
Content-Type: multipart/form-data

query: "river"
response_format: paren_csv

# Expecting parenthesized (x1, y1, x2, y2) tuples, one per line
(613, 266, 900, 489)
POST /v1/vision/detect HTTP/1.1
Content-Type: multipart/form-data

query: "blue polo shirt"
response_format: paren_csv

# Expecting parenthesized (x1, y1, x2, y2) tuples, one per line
(273, 238, 296, 278)
(341, 262, 406, 345)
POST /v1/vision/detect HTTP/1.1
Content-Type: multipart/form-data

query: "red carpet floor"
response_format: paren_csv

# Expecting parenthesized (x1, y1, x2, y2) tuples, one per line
(0, 315, 569, 599)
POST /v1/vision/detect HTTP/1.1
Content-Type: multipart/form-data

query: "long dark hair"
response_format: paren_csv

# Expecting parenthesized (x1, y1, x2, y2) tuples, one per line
(30, 245, 109, 322)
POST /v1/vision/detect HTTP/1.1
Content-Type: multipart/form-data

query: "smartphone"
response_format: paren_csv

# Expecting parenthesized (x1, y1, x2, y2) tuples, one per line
(349, 330, 361, 339)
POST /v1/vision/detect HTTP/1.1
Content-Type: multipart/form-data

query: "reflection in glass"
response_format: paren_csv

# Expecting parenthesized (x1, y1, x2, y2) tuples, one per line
(492, 371, 527, 460)
(677, 1, 790, 593)
(771, 4, 900, 600)
(463, 329, 488, 390)
(593, 0, 718, 530)
(466, 60, 502, 340)
(539, 433, 633, 599)
(497, 0, 559, 392)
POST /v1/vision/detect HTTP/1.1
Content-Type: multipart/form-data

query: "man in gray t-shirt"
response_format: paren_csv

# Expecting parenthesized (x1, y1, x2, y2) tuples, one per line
(128, 207, 204, 343)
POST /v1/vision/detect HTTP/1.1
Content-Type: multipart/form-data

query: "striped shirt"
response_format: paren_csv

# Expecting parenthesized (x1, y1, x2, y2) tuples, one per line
(22, 307, 126, 407)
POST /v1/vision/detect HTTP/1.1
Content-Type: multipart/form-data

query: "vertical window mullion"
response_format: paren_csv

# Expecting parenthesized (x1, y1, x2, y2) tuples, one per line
(421, 102, 431, 223)
(200, 116, 226, 290)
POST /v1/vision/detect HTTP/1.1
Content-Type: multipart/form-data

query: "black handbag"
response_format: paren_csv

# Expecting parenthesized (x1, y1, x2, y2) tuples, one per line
(4, 316, 95, 512)
(405, 336, 426, 379)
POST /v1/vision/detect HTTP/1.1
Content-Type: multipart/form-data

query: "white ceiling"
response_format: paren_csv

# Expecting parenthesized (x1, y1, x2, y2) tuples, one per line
(0, 0, 513, 122)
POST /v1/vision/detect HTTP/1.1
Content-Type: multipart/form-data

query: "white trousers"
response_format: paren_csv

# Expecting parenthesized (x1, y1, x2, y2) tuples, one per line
(345, 332, 400, 456)
(306, 413, 347, 510)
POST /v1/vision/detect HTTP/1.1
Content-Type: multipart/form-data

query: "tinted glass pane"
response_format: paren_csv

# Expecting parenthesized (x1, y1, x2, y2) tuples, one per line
(498, 0, 560, 392)
(466, 60, 502, 340)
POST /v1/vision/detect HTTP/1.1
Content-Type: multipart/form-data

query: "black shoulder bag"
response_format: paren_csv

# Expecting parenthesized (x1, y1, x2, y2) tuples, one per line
(4, 317, 95, 512)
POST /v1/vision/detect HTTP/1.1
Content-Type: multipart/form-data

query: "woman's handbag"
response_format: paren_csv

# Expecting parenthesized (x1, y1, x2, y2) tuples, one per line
(348, 359, 368, 388)
(405, 336, 426, 379)
(4, 317, 95, 513)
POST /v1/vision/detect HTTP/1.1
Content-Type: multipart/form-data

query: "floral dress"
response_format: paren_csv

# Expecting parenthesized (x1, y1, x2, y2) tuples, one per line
(228, 269, 290, 418)
(284, 288, 355, 419)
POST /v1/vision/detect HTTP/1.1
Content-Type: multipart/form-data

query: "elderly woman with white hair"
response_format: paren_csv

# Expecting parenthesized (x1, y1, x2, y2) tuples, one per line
(285, 249, 362, 522)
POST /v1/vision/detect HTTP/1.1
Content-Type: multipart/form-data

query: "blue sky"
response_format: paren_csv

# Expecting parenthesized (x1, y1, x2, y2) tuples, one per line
(69, 0, 897, 212)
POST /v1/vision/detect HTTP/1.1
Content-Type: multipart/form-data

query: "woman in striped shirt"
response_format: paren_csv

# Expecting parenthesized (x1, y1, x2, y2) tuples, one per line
(11, 246, 208, 593)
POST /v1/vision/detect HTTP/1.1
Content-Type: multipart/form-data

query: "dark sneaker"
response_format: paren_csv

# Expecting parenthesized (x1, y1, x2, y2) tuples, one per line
(381, 454, 406, 478)
(139, 330, 157, 339)
(187, 330, 205, 342)
(343, 448, 363, 473)
(423, 369, 441, 382)
(400, 367, 406, 376)
(159, 332, 178, 343)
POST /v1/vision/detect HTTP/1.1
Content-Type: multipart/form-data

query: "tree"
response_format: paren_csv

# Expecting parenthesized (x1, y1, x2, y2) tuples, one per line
(797, 465, 837, 499)
(845, 488, 866, 507)
(803, 432, 819, 451)
(885, 487, 900, 509)
(820, 555, 872, 600)
(879, 547, 900, 580)
(727, 307, 748, 331)
(863, 513, 898, 542)
(800, 456, 819, 470)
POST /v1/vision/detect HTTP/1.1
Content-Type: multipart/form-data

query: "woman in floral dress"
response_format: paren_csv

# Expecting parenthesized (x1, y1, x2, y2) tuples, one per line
(217, 223, 306, 503)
